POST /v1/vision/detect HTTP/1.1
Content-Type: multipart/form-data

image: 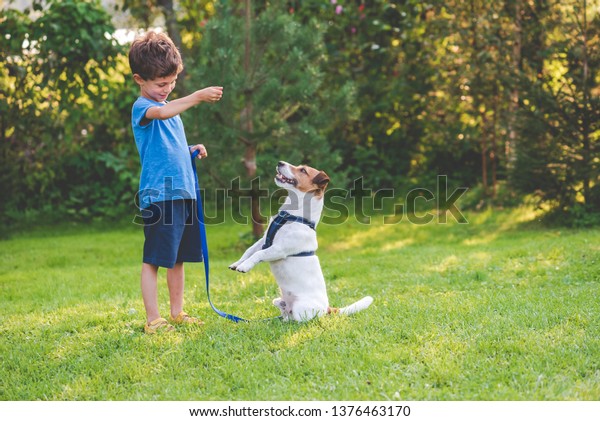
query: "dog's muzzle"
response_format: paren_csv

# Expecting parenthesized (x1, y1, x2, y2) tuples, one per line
(276, 163, 297, 186)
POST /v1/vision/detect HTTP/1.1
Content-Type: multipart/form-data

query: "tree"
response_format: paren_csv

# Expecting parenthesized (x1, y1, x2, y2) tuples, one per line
(2, 0, 598, 228)
(0, 0, 132, 223)
(512, 0, 600, 218)
(291, 1, 434, 189)
(185, 1, 354, 237)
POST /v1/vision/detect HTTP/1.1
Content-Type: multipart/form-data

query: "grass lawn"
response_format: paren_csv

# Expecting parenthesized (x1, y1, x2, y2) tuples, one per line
(1, 206, 599, 400)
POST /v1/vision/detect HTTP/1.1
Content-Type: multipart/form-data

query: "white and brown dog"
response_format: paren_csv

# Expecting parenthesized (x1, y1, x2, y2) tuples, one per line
(229, 161, 373, 322)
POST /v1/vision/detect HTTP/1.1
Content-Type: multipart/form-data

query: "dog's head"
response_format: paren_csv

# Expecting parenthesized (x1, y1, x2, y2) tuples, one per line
(275, 161, 330, 197)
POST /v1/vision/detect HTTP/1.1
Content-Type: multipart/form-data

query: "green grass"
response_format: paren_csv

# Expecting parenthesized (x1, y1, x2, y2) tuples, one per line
(1, 207, 599, 400)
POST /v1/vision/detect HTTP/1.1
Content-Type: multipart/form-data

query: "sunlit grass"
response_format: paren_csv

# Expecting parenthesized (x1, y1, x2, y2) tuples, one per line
(1, 207, 599, 400)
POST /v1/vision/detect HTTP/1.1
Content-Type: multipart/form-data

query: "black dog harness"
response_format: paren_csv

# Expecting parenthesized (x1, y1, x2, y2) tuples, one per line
(262, 211, 316, 257)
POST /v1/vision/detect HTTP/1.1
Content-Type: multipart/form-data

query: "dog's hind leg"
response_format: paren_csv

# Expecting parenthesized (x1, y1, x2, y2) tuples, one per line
(273, 298, 290, 321)
(290, 302, 327, 322)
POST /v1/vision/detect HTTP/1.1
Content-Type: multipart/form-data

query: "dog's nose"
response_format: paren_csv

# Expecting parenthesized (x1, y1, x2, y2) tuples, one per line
(278, 161, 285, 167)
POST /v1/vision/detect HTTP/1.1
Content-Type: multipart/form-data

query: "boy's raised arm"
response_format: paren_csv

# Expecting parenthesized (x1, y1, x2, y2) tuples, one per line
(146, 86, 223, 120)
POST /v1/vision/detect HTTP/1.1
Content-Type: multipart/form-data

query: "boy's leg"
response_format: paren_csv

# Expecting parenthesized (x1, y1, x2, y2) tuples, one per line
(167, 262, 203, 325)
(165, 200, 203, 325)
(141, 262, 161, 323)
(167, 262, 185, 318)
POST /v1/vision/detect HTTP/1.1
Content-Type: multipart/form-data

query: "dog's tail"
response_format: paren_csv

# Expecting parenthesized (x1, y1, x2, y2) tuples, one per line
(328, 296, 373, 316)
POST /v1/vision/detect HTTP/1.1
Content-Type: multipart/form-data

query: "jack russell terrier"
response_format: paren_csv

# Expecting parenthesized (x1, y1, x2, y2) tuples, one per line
(229, 161, 373, 322)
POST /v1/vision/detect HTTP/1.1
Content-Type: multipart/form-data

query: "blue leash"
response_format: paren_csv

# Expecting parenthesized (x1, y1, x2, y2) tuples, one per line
(190, 150, 247, 323)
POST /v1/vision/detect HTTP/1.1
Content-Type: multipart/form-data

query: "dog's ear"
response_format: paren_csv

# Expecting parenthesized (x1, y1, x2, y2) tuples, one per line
(312, 171, 330, 191)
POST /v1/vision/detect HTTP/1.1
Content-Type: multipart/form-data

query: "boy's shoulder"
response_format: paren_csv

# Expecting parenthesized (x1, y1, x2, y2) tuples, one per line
(132, 96, 164, 122)
(133, 96, 161, 108)
(132, 96, 161, 128)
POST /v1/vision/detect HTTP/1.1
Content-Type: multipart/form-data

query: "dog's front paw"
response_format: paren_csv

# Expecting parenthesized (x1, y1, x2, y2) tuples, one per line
(229, 259, 245, 270)
(235, 260, 254, 273)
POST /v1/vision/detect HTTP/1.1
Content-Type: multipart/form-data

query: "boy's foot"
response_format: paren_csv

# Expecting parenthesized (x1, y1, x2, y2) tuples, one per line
(144, 317, 175, 334)
(170, 311, 204, 326)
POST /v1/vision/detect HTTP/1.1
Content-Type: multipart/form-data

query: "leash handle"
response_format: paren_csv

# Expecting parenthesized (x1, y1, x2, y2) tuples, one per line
(191, 150, 247, 323)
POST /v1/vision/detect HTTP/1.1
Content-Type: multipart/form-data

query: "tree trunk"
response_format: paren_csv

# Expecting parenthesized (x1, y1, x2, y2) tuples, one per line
(469, 0, 489, 198)
(481, 113, 489, 198)
(507, 0, 522, 170)
(241, 0, 264, 238)
(491, 93, 499, 199)
(581, 0, 591, 206)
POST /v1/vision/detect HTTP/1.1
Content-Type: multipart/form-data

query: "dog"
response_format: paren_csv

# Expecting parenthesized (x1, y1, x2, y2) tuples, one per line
(229, 161, 373, 322)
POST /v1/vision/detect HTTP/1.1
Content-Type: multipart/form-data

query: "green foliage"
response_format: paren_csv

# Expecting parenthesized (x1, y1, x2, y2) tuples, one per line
(511, 0, 600, 216)
(32, 0, 120, 98)
(0, 0, 137, 227)
(292, 1, 430, 188)
(183, 2, 353, 191)
(1, 208, 599, 399)
(1, 0, 599, 227)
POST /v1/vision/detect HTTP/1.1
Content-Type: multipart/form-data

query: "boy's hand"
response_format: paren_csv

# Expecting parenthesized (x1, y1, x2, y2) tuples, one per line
(197, 86, 223, 103)
(190, 144, 208, 159)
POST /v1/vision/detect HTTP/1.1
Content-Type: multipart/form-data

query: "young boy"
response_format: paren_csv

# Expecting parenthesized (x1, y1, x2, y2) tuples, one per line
(128, 31, 223, 333)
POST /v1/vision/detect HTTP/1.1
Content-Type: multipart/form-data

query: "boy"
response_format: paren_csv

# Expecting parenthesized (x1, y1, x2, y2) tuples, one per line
(128, 31, 223, 333)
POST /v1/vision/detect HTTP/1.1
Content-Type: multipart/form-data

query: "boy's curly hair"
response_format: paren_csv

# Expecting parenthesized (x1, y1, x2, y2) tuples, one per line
(129, 31, 183, 81)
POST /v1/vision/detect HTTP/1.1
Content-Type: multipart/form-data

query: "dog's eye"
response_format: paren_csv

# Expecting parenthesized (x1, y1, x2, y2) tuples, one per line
(300, 168, 308, 175)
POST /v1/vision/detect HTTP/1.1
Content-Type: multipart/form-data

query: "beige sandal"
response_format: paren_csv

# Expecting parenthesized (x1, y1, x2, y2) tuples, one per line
(170, 311, 204, 326)
(144, 317, 175, 334)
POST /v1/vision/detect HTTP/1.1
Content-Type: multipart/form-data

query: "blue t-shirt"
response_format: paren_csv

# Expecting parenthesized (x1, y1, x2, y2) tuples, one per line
(131, 96, 196, 209)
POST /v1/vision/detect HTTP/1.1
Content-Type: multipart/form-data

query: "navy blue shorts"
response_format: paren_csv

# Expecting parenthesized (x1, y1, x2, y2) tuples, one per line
(141, 199, 203, 268)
